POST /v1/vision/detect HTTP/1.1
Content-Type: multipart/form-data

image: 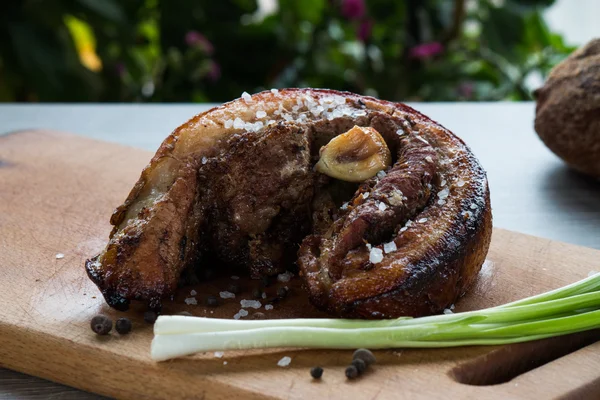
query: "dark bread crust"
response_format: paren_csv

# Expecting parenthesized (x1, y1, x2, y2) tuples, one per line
(85, 89, 492, 317)
(535, 38, 600, 178)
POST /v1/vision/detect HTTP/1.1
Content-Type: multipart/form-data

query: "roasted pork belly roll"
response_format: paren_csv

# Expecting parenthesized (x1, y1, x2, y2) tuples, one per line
(86, 89, 492, 317)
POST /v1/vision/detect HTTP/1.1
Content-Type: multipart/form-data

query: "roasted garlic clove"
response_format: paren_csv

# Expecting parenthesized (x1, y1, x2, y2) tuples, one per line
(316, 125, 392, 182)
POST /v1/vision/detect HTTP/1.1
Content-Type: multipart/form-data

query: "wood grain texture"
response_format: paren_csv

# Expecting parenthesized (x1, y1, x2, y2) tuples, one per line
(2, 130, 600, 400)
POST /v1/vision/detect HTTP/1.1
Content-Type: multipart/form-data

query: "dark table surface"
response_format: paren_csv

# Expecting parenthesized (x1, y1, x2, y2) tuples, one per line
(1, 102, 599, 399)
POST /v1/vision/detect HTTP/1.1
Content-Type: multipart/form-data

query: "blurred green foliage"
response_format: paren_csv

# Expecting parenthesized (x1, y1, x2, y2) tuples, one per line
(0, 0, 575, 102)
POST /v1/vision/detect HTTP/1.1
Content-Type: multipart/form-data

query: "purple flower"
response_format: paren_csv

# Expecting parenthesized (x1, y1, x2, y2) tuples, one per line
(341, 0, 365, 20)
(409, 42, 443, 59)
(207, 61, 221, 82)
(185, 31, 214, 55)
(357, 19, 372, 42)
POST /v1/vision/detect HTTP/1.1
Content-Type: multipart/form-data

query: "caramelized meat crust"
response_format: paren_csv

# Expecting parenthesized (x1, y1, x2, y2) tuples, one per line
(85, 89, 492, 317)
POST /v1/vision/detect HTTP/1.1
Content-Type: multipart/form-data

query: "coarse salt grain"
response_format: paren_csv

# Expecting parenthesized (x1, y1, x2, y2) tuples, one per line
(277, 356, 292, 367)
(233, 313, 241, 320)
(377, 170, 386, 179)
(201, 156, 208, 165)
(224, 119, 233, 128)
(456, 179, 466, 187)
(220, 291, 236, 299)
(362, 192, 370, 199)
(240, 299, 262, 309)
(438, 199, 446, 206)
(369, 247, 384, 264)
(440, 179, 447, 186)
(277, 271, 294, 282)
(366, 243, 372, 250)
(470, 203, 477, 210)
(256, 110, 267, 119)
(241, 91, 252, 103)
(400, 226, 408, 232)
(233, 117, 244, 129)
(55, 253, 65, 259)
(271, 88, 279, 95)
(418, 218, 428, 223)
(443, 309, 453, 315)
(450, 304, 455, 310)
(223, 361, 228, 365)
(437, 187, 450, 200)
(406, 220, 413, 227)
(378, 202, 388, 212)
(396, 128, 406, 136)
(262, 292, 267, 299)
(239, 309, 249, 317)
(353, 110, 367, 117)
(425, 156, 433, 163)
(184, 297, 197, 305)
(384, 241, 397, 254)
(341, 202, 349, 210)
(265, 304, 274, 311)
(190, 289, 197, 296)
(214, 351, 224, 358)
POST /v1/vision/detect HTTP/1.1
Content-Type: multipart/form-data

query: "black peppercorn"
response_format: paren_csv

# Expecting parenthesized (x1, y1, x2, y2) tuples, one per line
(345, 365, 358, 379)
(352, 348, 376, 366)
(144, 310, 158, 324)
(115, 318, 132, 334)
(310, 366, 323, 379)
(351, 358, 367, 374)
(206, 295, 219, 307)
(91, 315, 112, 335)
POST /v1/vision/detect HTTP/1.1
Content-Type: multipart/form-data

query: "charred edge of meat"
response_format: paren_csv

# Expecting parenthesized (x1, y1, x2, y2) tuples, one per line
(85, 257, 131, 311)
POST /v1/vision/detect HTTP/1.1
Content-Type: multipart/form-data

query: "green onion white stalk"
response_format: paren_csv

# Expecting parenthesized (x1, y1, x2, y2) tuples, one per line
(151, 273, 600, 361)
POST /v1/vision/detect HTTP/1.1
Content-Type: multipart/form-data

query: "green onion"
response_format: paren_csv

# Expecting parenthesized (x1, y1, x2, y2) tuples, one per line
(151, 273, 600, 361)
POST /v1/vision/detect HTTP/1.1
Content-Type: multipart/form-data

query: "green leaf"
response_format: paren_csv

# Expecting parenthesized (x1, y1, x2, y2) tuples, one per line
(522, 10, 551, 50)
(292, 0, 326, 24)
(481, 5, 526, 62)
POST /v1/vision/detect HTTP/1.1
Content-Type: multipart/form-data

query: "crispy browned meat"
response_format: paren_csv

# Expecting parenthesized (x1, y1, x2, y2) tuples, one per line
(86, 89, 492, 317)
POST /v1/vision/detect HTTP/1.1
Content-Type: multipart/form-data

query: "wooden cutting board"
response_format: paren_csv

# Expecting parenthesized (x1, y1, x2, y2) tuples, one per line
(2, 130, 600, 400)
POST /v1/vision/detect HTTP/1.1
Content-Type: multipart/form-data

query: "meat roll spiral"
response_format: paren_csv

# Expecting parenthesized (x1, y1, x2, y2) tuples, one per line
(86, 89, 492, 317)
